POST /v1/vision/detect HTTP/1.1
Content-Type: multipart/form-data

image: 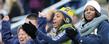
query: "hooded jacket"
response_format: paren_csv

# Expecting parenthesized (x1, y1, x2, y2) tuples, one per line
(1, 20, 35, 44)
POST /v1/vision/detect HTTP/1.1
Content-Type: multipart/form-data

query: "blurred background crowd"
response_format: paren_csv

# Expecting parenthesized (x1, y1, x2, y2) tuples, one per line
(0, 0, 108, 44)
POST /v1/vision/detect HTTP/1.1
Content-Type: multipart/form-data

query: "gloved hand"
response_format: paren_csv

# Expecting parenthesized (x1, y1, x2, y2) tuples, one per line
(65, 27, 78, 38)
(60, 24, 78, 38)
(22, 22, 37, 39)
(65, 27, 79, 44)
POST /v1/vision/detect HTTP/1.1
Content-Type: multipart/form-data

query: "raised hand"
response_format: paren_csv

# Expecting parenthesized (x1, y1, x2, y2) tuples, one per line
(3, 16, 9, 21)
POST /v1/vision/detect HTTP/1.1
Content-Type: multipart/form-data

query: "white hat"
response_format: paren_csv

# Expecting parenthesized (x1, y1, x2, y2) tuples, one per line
(84, 0, 101, 13)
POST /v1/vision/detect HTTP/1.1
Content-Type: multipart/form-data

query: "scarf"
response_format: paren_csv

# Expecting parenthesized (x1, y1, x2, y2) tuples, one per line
(79, 15, 108, 36)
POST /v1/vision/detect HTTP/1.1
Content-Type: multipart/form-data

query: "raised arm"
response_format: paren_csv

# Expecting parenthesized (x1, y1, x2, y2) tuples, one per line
(1, 16, 12, 43)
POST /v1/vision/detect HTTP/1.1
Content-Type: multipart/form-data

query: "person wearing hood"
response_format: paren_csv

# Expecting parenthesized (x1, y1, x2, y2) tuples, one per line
(1, 16, 37, 44)
(65, 0, 109, 44)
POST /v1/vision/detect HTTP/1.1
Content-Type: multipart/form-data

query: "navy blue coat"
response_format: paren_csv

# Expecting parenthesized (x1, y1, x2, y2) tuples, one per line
(77, 20, 109, 44)
(1, 21, 35, 44)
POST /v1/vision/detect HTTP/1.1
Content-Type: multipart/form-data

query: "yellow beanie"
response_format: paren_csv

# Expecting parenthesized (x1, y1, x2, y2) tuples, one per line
(60, 7, 75, 17)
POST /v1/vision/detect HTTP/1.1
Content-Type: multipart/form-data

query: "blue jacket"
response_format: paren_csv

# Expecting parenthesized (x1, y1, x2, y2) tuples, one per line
(77, 20, 109, 44)
(1, 21, 35, 44)
(37, 17, 71, 44)
(97, 20, 109, 44)
(37, 29, 70, 44)
(36, 17, 48, 44)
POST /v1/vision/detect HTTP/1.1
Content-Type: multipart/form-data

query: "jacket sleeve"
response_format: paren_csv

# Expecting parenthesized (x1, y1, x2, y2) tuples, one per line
(37, 29, 69, 44)
(97, 20, 109, 44)
(38, 17, 47, 33)
(1, 21, 12, 43)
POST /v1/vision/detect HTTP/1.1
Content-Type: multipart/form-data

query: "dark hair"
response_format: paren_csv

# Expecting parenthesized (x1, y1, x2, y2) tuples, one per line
(8, 2, 22, 19)
(84, 8, 101, 23)
(3, 0, 5, 4)
(26, 13, 38, 20)
(0, 14, 4, 20)
(57, 11, 72, 24)
(49, 12, 55, 22)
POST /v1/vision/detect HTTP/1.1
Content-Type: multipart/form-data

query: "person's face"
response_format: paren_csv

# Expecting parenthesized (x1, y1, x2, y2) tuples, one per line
(53, 12, 64, 29)
(18, 29, 28, 44)
(84, 5, 96, 22)
(30, 20, 37, 26)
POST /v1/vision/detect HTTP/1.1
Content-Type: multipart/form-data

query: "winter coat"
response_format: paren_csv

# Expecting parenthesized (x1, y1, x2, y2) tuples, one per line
(1, 21, 35, 44)
(37, 17, 72, 44)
